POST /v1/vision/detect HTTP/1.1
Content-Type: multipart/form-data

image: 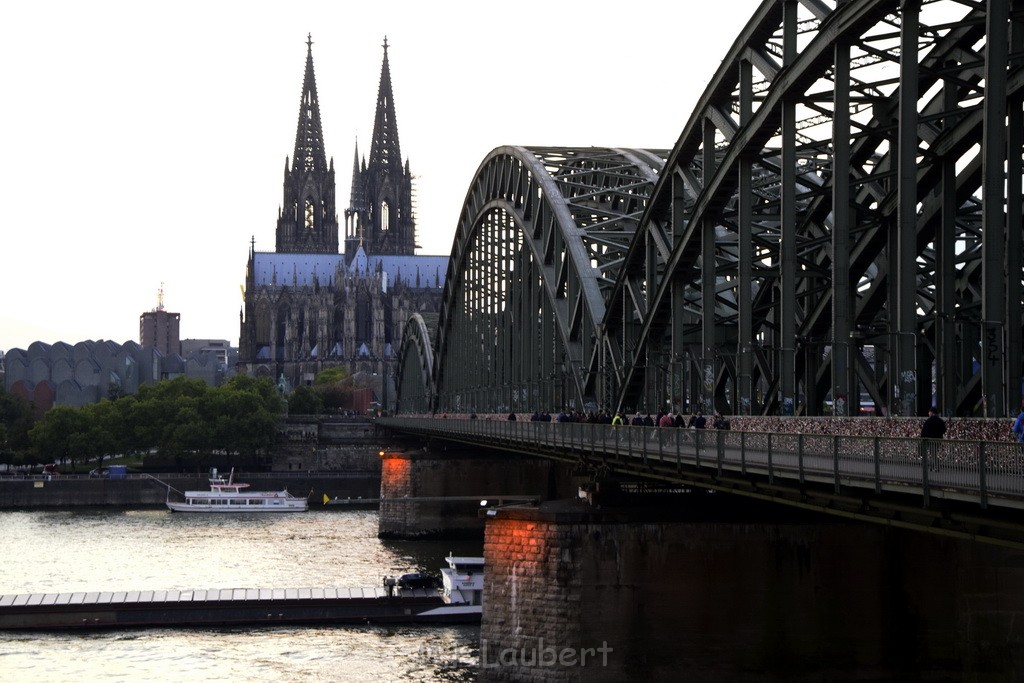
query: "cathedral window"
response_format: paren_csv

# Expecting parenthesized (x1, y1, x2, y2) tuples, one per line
(380, 200, 390, 232)
(305, 198, 315, 230)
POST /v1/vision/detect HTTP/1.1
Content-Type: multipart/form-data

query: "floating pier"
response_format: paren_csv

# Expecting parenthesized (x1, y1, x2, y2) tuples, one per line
(0, 586, 472, 630)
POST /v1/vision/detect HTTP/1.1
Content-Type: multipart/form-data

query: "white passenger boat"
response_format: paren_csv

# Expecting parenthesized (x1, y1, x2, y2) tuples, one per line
(414, 554, 484, 621)
(166, 468, 308, 513)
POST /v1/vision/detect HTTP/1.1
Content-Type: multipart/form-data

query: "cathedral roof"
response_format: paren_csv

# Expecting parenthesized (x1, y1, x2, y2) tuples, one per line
(251, 251, 447, 289)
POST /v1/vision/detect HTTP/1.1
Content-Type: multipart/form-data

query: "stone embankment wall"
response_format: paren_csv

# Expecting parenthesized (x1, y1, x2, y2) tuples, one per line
(0, 474, 378, 509)
(273, 444, 382, 474)
(273, 416, 385, 473)
(480, 501, 1024, 681)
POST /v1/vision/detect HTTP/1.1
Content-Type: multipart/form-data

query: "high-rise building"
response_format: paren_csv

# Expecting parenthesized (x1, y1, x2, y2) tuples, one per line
(140, 295, 181, 357)
(238, 36, 447, 401)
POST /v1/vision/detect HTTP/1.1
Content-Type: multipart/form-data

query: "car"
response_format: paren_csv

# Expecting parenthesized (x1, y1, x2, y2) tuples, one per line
(89, 468, 110, 478)
(396, 572, 437, 589)
(41, 464, 60, 476)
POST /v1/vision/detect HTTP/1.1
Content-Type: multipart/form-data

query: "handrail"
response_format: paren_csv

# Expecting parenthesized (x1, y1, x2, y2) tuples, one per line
(379, 417, 1024, 513)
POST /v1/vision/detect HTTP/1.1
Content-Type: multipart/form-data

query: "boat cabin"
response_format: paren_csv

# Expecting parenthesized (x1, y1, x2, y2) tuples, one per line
(439, 555, 484, 606)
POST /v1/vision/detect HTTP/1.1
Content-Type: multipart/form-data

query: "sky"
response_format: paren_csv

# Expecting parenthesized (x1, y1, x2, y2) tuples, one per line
(0, 0, 760, 353)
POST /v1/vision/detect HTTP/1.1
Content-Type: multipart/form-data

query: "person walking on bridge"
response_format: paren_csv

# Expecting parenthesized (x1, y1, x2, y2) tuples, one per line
(920, 407, 946, 439)
(1013, 409, 1024, 443)
(920, 407, 946, 472)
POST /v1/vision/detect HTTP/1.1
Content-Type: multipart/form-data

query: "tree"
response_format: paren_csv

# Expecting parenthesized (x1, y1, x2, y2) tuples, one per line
(0, 388, 34, 454)
(201, 382, 279, 466)
(29, 406, 87, 470)
(20, 374, 287, 473)
(79, 399, 129, 467)
(314, 366, 348, 385)
(288, 386, 323, 415)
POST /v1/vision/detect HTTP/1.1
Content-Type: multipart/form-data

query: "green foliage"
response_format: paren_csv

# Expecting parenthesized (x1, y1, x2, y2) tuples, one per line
(27, 375, 286, 471)
(288, 386, 324, 415)
(314, 366, 348, 385)
(29, 406, 87, 468)
(0, 387, 34, 452)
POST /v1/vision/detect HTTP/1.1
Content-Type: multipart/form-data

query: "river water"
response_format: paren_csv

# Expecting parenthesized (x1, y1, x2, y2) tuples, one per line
(0, 509, 482, 682)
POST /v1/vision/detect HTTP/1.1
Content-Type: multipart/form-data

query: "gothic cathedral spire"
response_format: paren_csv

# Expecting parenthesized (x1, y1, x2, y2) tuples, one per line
(368, 37, 402, 175)
(276, 34, 339, 254)
(344, 37, 416, 261)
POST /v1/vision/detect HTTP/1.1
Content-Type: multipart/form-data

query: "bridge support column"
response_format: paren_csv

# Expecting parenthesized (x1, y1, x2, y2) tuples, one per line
(481, 499, 1024, 681)
(378, 449, 568, 539)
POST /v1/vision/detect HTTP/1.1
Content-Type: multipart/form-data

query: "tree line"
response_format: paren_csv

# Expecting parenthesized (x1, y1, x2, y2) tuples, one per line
(0, 375, 285, 473)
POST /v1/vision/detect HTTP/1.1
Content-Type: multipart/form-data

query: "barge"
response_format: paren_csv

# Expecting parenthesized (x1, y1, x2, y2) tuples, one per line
(0, 556, 484, 630)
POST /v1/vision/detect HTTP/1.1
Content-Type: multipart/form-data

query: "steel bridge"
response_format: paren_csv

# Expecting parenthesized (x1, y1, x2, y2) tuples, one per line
(396, 0, 1024, 420)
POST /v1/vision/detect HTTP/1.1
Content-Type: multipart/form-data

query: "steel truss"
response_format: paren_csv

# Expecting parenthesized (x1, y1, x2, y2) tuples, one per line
(398, 0, 1024, 420)
(423, 146, 666, 414)
(610, 0, 1024, 418)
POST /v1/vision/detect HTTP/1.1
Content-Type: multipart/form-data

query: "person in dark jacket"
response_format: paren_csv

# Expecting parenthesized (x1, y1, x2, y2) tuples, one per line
(920, 406, 946, 470)
(920, 407, 946, 439)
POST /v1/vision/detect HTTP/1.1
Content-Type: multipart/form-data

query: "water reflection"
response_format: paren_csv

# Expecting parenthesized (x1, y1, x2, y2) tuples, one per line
(0, 509, 482, 681)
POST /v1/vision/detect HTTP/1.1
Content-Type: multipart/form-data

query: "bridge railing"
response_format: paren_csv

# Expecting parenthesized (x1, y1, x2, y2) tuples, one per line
(380, 417, 1024, 512)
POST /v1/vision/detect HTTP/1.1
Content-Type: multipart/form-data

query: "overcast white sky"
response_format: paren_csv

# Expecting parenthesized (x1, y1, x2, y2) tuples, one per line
(0, 0, 760, 353)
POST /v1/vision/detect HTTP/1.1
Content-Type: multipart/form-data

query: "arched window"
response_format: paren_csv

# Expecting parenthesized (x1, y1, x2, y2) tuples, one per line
(380, 200, 390, 232)
(305, 198, 315, 230)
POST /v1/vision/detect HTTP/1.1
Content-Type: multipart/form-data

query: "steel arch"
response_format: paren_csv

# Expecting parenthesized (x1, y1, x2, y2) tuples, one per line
(430, 146, 667, 414)
(607, 0, 1024, 418)
(395, 312, 435, 414)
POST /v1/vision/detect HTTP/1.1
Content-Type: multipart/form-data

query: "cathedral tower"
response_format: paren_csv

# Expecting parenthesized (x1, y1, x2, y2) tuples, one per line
(344, 38, 417, 261)
(276, 35, 339, 254)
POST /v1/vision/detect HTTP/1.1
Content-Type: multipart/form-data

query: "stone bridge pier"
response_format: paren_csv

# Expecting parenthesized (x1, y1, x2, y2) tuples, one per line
(377, 447, 573, 539)
(480, 494, 1024, 681)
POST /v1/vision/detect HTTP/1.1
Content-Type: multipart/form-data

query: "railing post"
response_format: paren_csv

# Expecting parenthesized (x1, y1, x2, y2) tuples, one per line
(921, 438, 930, 507)
(767, 433, 774, 485)
(676, 429, 682, 472)
(716, 429, 723, 476)
(873, 436, 881, 494)
(978, 441, 988, 509)
(798, 433, 805, 485)
(832, 435, 840, 494)
(695, 430, 702, 470)
(591, 422, 597, 462)
(740, 430, 746, 475)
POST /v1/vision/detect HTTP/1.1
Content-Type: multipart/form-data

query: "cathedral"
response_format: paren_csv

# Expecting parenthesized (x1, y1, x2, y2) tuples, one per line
(238, 37, 447, 403)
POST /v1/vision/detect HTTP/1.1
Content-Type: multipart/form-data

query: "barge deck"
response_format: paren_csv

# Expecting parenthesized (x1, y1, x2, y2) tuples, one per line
(0, 586, 469, 630)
